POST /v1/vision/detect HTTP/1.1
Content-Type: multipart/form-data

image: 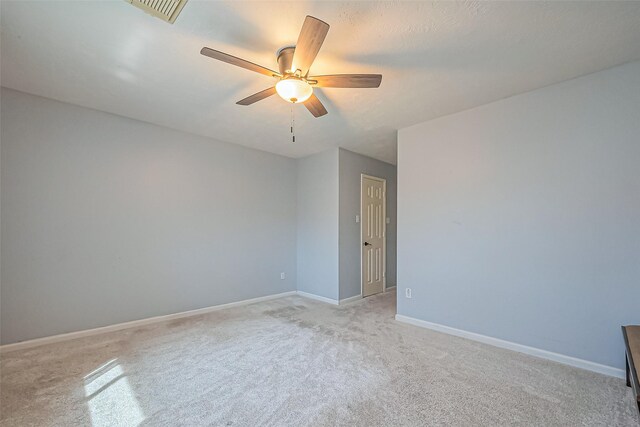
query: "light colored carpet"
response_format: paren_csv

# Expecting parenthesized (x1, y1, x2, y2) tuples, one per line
(1, 292, 637, 426)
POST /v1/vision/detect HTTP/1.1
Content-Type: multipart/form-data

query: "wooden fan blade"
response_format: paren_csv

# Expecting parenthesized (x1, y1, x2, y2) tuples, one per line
(304, 93, 328, 118)
(236, 87, 277, 105)
(291, 16, 330, 76)
(200, 47, 280, 78)
(310, 74, 382, 88)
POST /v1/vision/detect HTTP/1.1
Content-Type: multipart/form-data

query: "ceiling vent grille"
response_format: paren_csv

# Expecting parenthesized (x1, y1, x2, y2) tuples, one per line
(126, 0, 188, 24)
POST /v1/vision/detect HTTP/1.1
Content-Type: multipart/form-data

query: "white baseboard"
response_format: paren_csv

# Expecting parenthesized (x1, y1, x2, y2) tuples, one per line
(339, 295, 362, 305)
(395, 314, 624, 379)
(296, 291, 339, 305)
(0, 291, 297, 354)
(297, 287, 395, 306)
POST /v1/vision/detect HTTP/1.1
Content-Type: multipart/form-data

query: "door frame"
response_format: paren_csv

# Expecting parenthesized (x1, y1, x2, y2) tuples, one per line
(360, 173, 387, 297)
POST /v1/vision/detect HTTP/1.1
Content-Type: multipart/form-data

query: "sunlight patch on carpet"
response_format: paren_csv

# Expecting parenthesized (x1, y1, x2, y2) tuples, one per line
(84, 359, 145, 427)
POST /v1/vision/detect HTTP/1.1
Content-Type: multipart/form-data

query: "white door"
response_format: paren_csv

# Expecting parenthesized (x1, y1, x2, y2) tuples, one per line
(361, 175, 386, 297)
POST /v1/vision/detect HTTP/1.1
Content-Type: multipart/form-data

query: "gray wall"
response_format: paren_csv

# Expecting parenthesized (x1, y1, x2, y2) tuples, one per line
(296, 149, 339, 300)
(338, 148, 396, 300)
(397, 61, 640, 370)
(1, 88, 297, 344)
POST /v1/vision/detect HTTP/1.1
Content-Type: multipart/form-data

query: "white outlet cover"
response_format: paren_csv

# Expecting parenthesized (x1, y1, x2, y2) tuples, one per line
(405, 288, 412, 298)
(280, 272, 285, 280)
(386, 217, 391, 224)
(355, 215, 360, 223)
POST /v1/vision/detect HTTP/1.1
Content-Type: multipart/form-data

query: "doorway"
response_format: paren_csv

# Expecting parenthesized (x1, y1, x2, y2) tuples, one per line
(361, 174, 386, 297)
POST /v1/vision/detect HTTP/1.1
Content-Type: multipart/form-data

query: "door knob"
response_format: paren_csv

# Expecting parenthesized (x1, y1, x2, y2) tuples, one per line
(363, 242, 372, 246)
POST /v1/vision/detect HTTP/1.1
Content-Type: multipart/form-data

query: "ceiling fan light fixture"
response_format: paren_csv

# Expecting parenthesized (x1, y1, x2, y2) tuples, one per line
(200, 15, 381, 118)
(275, 77, 313, 103)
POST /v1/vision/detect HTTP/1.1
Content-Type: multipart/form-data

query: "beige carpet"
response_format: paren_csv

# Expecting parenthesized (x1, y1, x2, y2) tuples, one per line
(1, 292, 637, 426)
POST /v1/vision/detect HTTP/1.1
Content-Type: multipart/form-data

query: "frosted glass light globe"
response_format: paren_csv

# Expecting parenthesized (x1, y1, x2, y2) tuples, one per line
(275, 78, 313, 103)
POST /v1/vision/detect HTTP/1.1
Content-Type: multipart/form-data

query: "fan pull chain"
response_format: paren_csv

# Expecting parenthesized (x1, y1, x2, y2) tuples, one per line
(290, 105, 296, 143)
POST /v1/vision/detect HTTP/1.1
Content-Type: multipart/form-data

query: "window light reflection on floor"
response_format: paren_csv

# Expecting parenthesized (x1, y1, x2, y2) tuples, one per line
(84, 359, 145, 426)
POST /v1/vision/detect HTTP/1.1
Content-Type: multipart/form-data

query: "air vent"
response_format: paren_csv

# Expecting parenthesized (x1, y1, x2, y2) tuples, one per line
(126, 0, 188, 24)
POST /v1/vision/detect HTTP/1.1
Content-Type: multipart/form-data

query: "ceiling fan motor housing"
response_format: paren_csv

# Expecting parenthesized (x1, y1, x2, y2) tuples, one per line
(277, 46, 296, 75)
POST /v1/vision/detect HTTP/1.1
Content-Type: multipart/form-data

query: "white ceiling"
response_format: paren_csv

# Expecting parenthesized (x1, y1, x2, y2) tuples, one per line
(2, 1, 640, 164)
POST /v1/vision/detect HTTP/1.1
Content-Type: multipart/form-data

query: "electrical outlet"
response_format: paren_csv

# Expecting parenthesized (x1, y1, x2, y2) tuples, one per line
(355, 215, 360, 223)
(280, 272, 285, 280)
(405, 288, 412, 299)
(386, 217, 390, 224)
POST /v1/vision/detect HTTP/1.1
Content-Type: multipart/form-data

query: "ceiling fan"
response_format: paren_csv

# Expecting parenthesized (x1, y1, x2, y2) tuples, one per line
(200, 15, 382, 118)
